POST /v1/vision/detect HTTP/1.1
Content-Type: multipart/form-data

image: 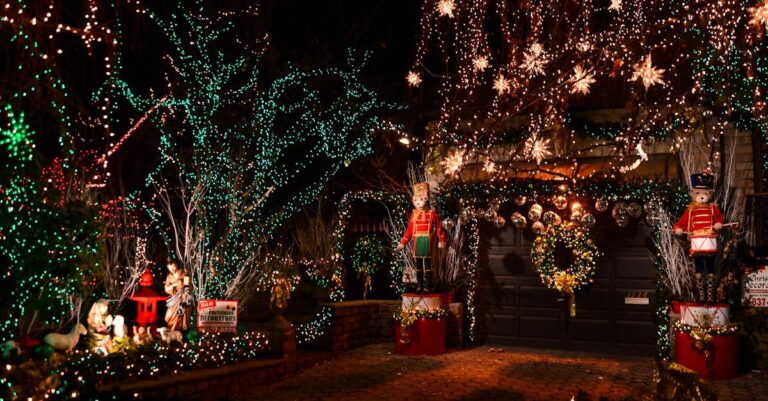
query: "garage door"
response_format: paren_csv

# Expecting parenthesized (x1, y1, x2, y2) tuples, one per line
(475, 215, 658, 356)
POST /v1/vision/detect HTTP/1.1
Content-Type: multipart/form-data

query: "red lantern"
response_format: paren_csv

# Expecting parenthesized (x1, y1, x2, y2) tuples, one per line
(129, 269, 167, 326)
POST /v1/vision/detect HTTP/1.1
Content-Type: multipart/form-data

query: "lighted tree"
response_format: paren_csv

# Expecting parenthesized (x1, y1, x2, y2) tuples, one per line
(119, 2, 398, 299)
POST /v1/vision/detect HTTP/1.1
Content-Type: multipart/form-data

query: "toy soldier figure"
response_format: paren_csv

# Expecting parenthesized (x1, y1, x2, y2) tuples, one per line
(674, 172, 724, 303)
(397, 182, 446, 293)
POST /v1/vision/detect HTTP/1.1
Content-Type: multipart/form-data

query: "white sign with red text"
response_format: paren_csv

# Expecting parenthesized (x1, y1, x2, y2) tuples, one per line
(744, 266, 768, 307)
(197, 299, 238, 332)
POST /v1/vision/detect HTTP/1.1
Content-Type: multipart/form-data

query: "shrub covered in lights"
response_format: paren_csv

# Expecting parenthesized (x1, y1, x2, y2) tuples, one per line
(0, 106, 104, 341)
(0, 330, 271, 400)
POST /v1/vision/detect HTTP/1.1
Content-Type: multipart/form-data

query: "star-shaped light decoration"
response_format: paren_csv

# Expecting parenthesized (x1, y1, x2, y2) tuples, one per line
(441, 149, 465, 176)
(750, 1, 768, 29)
(631, 55, 665, 90)
(524, 134, 552, 165)
(406, 71, 422, 87)
(570, 65, 596, 95)
(521, 42, 548, 76)
(619, 142, 649, 173)
(483, 159, 496, 173)
(472, 56, 489, 72)
(437, 0, 456, 18)
(493, 74, 511, 95)
(608, 0, 622, 11)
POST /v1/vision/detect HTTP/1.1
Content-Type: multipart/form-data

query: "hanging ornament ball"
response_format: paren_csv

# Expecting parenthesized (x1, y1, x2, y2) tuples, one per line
(616, 215, 630, 228)
(510, 212, 527, 229)
(627, 202, 643, 218)
(553, 213, 562, 226)
(493, 215, 506, 228)
(442, 217, 455, 232)
(528, 203, 543, 222)
(484, 208, 498, 221)
(581, 213, 596, 227)
(611, 202, 628, 219)
(532, 221, 546, 234)
(571, 202, 583, 212)
(542, 211, 558, 226)
(553, 195, 568, 210)
(514, 195, 528, 206)
(595, 197, 610, 212)
(643, 200, 659, 215)
(461, 208, 473, 220)
(571, 209, 583, 223)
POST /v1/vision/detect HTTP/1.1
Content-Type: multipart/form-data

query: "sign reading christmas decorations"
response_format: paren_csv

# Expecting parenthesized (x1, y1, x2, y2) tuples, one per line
(743, 266, 768, 307)
(531, 221, 601, 317)
(197, 300, 238, 333)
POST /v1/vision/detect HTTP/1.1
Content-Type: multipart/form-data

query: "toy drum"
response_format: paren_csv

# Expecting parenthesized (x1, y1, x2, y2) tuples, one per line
(690, 234, 717, 256)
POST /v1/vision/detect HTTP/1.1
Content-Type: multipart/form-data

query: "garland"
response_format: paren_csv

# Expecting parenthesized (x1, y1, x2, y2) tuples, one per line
(531, 222, 601, 317)
(330, 190, 411, 301)
(671, 321, 739, 337)
(393, 307, 449, 344)
(290, 191, 408, 345)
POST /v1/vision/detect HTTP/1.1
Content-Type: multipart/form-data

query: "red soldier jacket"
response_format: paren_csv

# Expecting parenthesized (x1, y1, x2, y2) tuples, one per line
(673, 203, 724, 236)
(400, 208, 446, 258)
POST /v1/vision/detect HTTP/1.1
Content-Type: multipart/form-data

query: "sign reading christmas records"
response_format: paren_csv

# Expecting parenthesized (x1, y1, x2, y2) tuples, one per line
(744, 266, 768, 307)
(197, 300, 239, 333)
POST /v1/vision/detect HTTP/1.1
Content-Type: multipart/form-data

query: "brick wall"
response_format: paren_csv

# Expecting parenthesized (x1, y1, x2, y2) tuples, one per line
(103, 301, 401, 400)
(323, 300, 401, 352)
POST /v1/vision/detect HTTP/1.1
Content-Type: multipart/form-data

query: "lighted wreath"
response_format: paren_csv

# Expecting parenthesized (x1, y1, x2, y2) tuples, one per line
(531, 221, 601, 317)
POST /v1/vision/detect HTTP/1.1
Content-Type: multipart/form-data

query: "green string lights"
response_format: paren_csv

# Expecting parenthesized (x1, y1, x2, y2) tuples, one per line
(0, 105, 34, 163)
(0, 106, 104, 342)
(330, 190, 411, 301)
(114, 1, 399, 300)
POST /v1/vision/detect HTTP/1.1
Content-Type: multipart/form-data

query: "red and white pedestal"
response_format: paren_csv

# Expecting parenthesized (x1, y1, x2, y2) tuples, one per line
(394, 318, 446, 355)
(675, 331, 739, 379)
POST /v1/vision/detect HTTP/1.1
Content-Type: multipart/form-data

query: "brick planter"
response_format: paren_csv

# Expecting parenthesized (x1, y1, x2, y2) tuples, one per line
(322, 300, 400, 352)
(96, 301, 401, 400)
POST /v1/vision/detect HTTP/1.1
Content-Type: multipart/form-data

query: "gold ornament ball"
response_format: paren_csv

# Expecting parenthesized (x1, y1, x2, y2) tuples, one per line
(553, 195, 568, 210)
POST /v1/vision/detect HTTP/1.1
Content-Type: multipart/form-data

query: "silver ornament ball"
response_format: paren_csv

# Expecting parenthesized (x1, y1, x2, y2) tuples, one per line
(510, 212, 527, 229)
(542, 211, 558, 226)
(595, 197, 610, 212)
(581, 213, 596, 227)
(627, 202, 643, 218)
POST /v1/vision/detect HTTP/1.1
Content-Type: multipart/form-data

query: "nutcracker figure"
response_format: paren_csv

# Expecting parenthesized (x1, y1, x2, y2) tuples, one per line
(397, 182, 446, 293)
(674, 173, 724, 303)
